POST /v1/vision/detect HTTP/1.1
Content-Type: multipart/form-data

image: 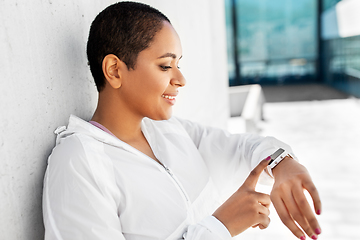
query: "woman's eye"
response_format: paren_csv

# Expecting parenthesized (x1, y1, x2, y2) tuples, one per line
(160, 65, 172, 71)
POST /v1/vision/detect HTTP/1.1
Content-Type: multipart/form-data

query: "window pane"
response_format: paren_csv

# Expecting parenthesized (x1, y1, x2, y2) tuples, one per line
(226, 0, 318, 85)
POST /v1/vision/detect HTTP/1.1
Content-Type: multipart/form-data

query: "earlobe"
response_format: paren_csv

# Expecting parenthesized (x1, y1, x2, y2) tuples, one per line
(102, 54, 122, 89)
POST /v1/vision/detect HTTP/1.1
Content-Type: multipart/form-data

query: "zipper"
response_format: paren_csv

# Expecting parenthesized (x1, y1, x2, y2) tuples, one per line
(163, 165, 190, 203)
(162, 164, 195, 224)
(91, 119, 191, 207)
(125, 124, 191, 207)
(124, 145, 191, 206)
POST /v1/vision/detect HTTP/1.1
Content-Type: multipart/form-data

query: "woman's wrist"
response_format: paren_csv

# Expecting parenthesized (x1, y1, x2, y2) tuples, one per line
(272, 156, 295, 179)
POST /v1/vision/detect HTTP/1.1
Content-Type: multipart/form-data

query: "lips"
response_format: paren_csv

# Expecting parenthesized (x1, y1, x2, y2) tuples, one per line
(161, 93, 177, 105)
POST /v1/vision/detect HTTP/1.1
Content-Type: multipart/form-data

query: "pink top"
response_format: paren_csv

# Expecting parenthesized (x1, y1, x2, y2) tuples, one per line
(89, 121, 117, 138)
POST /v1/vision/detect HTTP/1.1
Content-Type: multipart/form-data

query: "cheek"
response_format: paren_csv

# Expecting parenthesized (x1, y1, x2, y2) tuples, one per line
(143, 75, 169, 94)
(128, 66, 169, 96)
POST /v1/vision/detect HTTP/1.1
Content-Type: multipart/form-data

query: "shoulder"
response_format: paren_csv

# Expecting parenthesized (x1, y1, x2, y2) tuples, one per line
(48, 134, 92, 171)
(46, 132, 119, 192)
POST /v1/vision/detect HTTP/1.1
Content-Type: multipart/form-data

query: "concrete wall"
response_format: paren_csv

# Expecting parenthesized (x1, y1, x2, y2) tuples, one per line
(0, 0, 229, 239)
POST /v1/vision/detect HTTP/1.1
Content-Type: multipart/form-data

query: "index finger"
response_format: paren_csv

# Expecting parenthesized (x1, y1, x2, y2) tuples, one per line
(243, 156, 271, 189)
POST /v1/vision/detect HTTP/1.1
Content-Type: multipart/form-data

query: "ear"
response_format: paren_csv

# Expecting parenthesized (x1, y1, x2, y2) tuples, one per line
(102, 54, 126, 89)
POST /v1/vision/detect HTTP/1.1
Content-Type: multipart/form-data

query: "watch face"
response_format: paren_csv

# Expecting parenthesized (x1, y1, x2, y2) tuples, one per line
(268, 148, 285, 165)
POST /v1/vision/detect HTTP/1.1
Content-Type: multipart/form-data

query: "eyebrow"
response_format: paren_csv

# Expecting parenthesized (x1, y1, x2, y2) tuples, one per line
(157, 53, 182, 59)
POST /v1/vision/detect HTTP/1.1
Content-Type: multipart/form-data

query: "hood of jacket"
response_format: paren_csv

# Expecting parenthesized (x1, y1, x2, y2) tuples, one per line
(54, 115, 150, 154)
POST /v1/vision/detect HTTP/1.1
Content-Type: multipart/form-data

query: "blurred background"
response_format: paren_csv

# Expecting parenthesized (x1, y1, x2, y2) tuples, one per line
(226, 1, 360, 239)
(226, 0, 360, 93)
(0, 0, 359, 239)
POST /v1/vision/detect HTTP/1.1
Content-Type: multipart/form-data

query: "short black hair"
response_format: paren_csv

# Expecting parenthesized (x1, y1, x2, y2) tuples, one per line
(86, 1, 170, 92)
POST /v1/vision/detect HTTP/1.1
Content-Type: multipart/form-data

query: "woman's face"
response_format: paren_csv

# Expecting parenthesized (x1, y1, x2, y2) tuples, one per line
(119, 21, 186, 121)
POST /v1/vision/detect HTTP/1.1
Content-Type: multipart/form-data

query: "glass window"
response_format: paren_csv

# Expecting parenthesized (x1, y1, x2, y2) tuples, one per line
(322, 0, 360, 97)
(225, 0, 318, 86)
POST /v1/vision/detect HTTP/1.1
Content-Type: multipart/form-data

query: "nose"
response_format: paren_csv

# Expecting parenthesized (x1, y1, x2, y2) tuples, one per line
(170, 68, 186, 87)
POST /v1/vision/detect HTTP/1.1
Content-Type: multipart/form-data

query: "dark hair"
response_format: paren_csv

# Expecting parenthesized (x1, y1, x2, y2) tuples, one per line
(86, 1, 170, 92)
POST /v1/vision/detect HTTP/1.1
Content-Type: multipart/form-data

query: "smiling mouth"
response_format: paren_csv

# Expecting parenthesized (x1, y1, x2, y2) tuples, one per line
(161, 95, 176, 100)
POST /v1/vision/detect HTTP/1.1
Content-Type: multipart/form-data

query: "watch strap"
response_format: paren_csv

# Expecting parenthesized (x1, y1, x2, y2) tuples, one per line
(267, 149, 294, 177)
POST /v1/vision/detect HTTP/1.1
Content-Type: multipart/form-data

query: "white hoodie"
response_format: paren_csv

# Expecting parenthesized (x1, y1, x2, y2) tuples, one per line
(43, 115, 294, 240)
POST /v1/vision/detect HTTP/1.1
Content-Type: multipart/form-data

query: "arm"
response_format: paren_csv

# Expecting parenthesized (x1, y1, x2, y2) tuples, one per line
(175, 117, 296, 191)
(182, 152, 322, 240)
(175, 118, 321, 239)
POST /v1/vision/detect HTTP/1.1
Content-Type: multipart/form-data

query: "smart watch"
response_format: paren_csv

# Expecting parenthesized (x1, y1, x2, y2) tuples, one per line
(267, 148, 294, 177)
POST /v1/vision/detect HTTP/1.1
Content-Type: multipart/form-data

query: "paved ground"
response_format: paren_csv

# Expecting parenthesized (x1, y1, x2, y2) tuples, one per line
(261, 83, 351, 103)
(229, 84, 360, 240)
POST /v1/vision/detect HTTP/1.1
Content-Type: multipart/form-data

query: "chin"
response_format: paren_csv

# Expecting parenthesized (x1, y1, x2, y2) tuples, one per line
(149, 111, 173, 121)
(152, 116, 172, 121)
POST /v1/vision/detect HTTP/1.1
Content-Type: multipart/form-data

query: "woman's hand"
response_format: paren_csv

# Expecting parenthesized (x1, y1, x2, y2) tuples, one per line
(271, 157, 322, 240)
(213, 157, 272, 237)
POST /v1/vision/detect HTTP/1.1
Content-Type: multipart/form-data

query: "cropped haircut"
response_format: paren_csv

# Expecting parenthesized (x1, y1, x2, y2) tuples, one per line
(87, 1, 170, 92)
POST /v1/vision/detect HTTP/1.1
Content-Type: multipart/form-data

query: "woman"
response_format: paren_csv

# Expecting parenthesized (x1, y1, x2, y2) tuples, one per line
(43, 2, 321, 240)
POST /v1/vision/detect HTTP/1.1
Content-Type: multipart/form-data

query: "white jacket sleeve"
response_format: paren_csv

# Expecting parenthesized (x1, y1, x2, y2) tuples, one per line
(43, 135, 124, 240)
(176, 117, 296, 194)
(183, 216, 232, 240)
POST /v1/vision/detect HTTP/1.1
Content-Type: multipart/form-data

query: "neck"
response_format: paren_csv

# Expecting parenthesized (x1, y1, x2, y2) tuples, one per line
(91, 89, 143, 142)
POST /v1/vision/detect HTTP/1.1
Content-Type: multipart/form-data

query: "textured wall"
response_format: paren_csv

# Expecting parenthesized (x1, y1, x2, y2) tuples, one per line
(0, 0, 229, 239)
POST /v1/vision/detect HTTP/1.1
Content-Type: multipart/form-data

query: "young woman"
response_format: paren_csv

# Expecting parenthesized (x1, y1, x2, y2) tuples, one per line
(43, 2, 322, 240)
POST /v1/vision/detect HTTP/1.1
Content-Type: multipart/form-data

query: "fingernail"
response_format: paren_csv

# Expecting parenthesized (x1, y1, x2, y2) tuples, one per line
(315, 228, 321, 235)
(311, 235, 317, 240)
(316, 209, 321, 215)
(266, 156, 271, 161)
(300, 236, 306, 240)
